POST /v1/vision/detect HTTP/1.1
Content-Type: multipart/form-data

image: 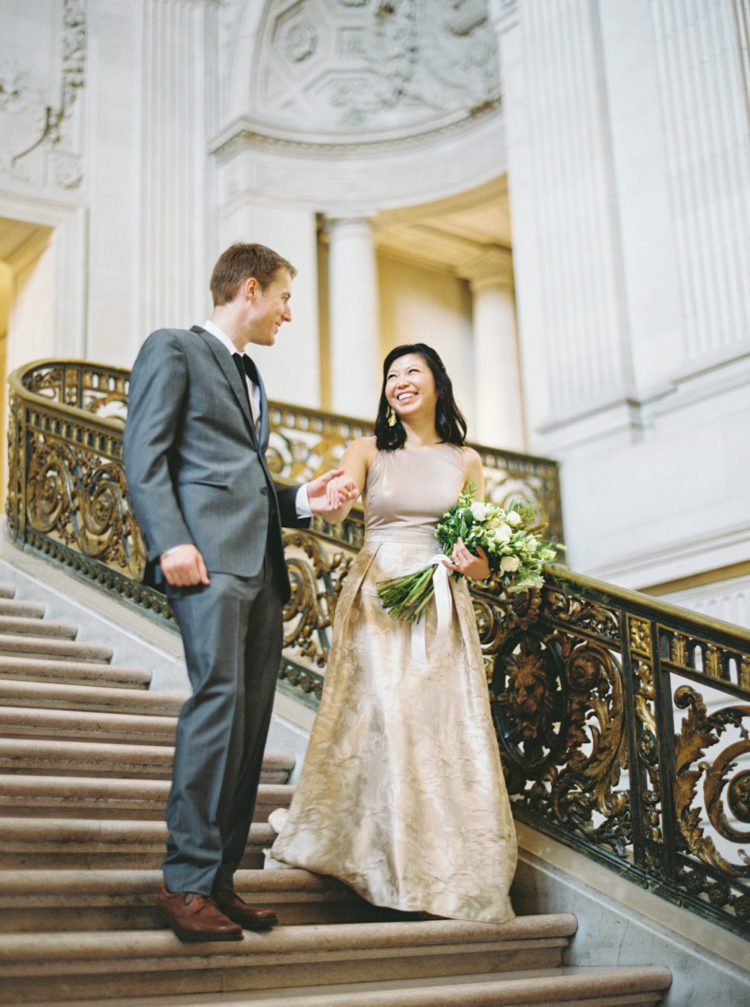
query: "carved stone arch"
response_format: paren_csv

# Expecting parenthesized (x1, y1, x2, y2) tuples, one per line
(213, 0, 507, 214)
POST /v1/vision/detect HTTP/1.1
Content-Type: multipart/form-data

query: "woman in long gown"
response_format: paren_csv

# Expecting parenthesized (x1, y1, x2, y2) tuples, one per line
(270, 343, 517, 924)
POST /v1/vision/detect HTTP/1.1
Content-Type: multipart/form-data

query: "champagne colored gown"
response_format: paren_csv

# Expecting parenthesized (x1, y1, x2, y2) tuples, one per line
(270, 445, 517, 923)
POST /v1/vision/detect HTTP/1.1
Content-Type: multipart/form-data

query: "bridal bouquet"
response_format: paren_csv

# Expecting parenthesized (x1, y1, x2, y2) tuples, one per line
(377, 485, 559, 624)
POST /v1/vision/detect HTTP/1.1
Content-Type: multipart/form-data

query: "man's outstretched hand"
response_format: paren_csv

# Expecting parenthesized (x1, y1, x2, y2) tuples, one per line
(306, 468, 360, 519)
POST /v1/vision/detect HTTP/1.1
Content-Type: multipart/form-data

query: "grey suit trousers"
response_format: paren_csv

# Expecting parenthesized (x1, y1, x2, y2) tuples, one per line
(163, 553, 283, 894)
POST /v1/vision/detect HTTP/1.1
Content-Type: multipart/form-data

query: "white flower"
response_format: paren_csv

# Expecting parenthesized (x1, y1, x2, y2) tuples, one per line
(506, 510, 522, 527)
(491, 524, 513, 543)
(522, 535, 538, 553)
(470, 501, 491, 521)
(500, 555, 520, 573)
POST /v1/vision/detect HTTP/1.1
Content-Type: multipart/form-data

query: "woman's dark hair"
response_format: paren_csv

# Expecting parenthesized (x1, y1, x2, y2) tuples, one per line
(374, 343, 467, 450)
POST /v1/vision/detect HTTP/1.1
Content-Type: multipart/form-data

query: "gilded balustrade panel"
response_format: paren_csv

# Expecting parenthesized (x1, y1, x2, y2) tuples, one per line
(487, 575, 750, 937)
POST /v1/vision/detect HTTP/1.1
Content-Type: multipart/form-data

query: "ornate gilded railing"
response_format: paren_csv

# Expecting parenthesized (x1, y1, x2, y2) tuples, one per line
(7, 360, 749, 938)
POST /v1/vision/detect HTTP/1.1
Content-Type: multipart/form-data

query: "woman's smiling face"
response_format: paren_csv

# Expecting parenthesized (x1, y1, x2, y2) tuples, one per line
(384, 353, 438, 421)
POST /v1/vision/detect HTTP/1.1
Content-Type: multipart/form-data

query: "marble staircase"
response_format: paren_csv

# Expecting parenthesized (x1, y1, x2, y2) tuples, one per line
(0, 577, 672, 1006)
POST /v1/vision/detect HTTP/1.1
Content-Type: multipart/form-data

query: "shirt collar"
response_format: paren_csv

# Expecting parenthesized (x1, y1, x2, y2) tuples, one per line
(202, 319, 245, 357)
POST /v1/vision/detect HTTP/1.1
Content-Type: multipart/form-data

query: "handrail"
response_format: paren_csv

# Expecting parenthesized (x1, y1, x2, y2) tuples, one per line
(6, 358, 749, 939)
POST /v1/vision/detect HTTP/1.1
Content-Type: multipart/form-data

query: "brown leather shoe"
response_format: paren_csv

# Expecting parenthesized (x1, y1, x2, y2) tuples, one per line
(155, 884, 243, 942)
(213, 890, 278, 930)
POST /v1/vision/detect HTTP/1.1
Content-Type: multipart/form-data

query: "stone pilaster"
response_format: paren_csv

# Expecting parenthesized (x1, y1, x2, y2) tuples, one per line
(139, 0, 217, 333)
(648, 0, 750, 361)
(491, 0, 631, 437)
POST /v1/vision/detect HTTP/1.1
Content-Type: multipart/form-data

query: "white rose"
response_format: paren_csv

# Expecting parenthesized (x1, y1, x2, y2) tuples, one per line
(492, 523, 513, 543)
(500, 555, 520, 573)
(470, 501, 490, 521)
(506, 511, 522, 527)
(523, 535, 538, 553)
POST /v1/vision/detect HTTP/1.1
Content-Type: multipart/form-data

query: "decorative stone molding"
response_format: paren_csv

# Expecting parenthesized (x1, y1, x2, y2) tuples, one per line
(223, 0, 501, 141)
(212, 105, 507, 215)
(0, 0, 86, 188)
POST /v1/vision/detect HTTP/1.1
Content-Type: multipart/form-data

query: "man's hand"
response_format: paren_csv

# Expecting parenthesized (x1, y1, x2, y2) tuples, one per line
(306, 468, 360, 518)
(160, 544, 210, 587)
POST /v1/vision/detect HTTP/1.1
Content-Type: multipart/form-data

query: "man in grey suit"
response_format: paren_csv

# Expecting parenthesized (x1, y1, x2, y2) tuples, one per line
(124, 243, 355, 942)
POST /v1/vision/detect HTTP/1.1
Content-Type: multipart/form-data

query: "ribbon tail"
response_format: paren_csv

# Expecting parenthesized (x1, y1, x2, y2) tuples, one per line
(411, 615, 428, 664)
(432, 561, 453, 651)
(410, 558, 453, 666)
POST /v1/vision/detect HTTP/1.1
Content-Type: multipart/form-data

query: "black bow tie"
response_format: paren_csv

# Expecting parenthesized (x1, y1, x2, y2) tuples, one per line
(232, 352, 259, 386)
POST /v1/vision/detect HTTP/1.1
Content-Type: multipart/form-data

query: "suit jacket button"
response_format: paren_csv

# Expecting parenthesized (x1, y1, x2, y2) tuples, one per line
(260, 486, 268, 496)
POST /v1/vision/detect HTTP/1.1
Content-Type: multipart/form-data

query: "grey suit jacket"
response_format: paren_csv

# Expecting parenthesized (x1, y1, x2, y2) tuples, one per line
(123, 326, 305, 595)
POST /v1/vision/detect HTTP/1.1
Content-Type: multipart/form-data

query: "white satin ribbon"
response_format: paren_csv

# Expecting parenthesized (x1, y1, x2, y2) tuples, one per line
(411, 556, 454, 665)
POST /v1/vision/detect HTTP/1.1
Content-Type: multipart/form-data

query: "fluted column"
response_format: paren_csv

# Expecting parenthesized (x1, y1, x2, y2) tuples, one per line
(140, 0, 215, 333)
(648, 0, 750, 360)
(326, 216, 381, 417)
(458, 248, 525, 450)
(490, 0, 631, 435)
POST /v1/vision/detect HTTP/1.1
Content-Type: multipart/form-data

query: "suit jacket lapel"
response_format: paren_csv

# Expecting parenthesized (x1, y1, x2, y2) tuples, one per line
(192, 326, 257, 438)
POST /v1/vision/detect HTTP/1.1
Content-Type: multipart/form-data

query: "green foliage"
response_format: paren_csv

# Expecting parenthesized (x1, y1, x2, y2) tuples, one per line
(377, 482, 562, 623)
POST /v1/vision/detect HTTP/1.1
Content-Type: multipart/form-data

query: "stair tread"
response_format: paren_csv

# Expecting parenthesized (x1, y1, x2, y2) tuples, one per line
(0, 970, 674, 1007)
(0, 915, 578, 965)
(0, 867, 351, 899)
(0, 599, 46, 618)
(0, 654, 150, 687)
(0, 633, 113, 659)
(0, 815, 275, 843)
(0, 774, 292, 802)
(0, 614, 78, 638)
(0, 706, 178, 746)
(0, 678, 187, 714)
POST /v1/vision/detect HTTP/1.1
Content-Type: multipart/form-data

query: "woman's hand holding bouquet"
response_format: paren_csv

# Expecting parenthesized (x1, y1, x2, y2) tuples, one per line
(377, 484, 560, 624)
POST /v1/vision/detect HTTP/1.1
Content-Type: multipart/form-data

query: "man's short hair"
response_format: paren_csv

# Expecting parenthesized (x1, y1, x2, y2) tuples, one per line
(210, 243, 297, 306)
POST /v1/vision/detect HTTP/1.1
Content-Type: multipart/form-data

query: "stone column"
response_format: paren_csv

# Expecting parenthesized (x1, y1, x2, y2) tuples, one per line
(489, 0, 632, 442)
(139, 0, 216, 335)
(457, 247, 525, 451)
(325, 216, 381, 418)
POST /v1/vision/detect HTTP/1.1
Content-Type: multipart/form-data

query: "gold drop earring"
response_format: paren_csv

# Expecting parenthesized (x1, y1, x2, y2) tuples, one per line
(387, 406, 397, 427)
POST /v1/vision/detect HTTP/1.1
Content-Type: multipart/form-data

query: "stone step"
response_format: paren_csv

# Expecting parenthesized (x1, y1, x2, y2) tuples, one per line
(0, 582, 16, 599)
(0, 867, 398, 932)
(0, 633, 113, 663)
(0, 739, 294, 783)
(0, 599, 46, 619)
(68, 968, 673, 1007)
(0, 614, 78, 639)
(0, 679, 186, 716)
(0, 816, 274, 870)
(0, 705, 177, 746)
(0, 774, 294, 821)
(0, 915, 580, 1003)
(0, 655, 149, 689)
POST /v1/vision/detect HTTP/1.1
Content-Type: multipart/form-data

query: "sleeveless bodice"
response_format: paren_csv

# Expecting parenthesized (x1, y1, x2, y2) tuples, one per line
(364, 445, 465, 535)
